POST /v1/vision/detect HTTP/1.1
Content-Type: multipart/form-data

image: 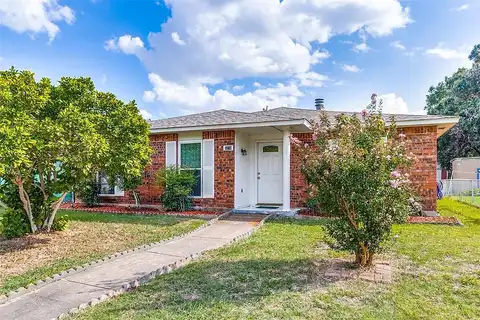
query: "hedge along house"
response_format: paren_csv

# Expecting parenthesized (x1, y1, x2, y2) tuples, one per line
(99, 106, 458, 213)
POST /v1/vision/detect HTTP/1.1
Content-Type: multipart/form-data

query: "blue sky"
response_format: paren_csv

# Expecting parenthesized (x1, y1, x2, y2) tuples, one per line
(0, 0, 478, 119)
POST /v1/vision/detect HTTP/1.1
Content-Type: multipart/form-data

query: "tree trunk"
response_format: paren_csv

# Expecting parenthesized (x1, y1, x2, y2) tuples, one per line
(355, 243, 373, 267)
(133, 191, 140, 208)
(46, 192, 67, 232)
(17, 181, 37, 233)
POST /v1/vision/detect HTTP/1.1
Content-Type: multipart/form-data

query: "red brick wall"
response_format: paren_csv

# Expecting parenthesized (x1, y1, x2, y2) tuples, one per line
(290, 127, 438, 211)
(193, 130, 235, 209)
(99, 133, 177, 205)
(401, 126, 438, 211)
(290, 133, 314, 208)
(99, 131, 235, 210)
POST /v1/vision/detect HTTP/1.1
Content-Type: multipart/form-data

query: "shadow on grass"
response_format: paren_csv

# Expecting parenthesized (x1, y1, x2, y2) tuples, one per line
(0, 236, 51, 254)
(90, 257, 339, 318)
(58, 210, 189, 227)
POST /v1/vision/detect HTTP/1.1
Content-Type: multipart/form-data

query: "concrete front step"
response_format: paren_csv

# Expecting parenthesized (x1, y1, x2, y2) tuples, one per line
(232, 207, 301, 216)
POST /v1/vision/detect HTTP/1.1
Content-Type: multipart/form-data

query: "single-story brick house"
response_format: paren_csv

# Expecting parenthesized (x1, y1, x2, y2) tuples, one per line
(99, 106, 458, 212)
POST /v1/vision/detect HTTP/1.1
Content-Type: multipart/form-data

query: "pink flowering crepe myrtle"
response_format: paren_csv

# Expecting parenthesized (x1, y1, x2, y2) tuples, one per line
(291, 96, 416, 267)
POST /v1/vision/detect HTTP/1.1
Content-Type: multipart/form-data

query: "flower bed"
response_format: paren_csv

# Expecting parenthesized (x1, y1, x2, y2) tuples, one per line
(60, 204, 221, 217)
(407, 216, 462, 225)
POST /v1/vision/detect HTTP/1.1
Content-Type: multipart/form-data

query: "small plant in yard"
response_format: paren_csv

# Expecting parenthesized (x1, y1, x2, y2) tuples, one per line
(2, 208, 29, 239)
(156, 166, 196, 211)
(296, 94, 415, 267)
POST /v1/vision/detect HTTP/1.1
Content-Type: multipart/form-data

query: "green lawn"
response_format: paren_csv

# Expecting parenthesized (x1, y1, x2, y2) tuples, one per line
(73, 199, 480, 320)
(452, 195, 480, 208)
(0, 210, 205, 295)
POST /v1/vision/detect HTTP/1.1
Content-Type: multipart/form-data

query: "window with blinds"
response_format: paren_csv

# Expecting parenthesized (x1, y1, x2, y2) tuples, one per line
(167, 140, 214, 198)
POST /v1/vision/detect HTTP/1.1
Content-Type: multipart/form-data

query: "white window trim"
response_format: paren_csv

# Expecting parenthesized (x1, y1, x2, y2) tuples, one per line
(98, 186, 125, 197)
(202, 139, 215, 199)
(97, 173, 125, 197)
(179, 140, 203, 198)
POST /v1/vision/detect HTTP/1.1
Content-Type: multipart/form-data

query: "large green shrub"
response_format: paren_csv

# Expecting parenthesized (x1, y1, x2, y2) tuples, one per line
(0, 68, 152, 233)
(2, 208, 29, 239)
(297, 95, 415, 267)
(156, 167, 196, 211)
(75, 178, 101, 207)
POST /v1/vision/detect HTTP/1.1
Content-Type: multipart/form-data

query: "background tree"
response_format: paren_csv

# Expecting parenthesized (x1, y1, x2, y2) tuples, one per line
(297, 96, 414, 267)
(0, 68, 152, 233)
(425, 44, 480, 171)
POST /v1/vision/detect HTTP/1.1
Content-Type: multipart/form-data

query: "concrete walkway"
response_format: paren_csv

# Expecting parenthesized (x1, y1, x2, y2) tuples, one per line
(0, 217, 261, 320)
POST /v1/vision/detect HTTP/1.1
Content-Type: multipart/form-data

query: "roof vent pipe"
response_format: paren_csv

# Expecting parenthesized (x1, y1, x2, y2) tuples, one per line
(315, 98, 324, 110)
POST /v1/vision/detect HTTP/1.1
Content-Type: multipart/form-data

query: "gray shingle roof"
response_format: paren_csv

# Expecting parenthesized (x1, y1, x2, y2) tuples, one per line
(149, 107, 458, 130)
(254, 107, 459, 122)
(149, 109, 292, 130)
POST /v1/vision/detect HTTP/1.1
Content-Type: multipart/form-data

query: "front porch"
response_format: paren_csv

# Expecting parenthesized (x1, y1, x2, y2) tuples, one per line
(234, 124, 309, 212)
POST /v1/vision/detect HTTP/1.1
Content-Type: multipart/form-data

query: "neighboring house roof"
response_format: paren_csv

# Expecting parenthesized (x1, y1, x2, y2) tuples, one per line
(149, 107, 459, 136)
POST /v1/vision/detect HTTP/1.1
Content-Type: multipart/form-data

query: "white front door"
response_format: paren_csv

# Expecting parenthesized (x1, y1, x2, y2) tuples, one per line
(257, 142, 283, 204)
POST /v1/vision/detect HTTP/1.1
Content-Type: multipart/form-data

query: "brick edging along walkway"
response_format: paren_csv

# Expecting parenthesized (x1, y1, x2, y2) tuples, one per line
(0, 210, 230, 306)
(0, 213, 271, 320)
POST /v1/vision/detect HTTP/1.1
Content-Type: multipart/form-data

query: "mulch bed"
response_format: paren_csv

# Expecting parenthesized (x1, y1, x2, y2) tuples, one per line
(297, 213, 462, 225)
(407, 216, 462, 225)
(60, 204, 221, 217)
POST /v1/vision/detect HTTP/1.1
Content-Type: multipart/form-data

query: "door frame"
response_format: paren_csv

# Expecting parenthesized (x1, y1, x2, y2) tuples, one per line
(254, 140, 283, 205)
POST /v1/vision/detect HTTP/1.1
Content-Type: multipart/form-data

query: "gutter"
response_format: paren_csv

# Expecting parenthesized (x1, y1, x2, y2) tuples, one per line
(149, 119, 311, 134)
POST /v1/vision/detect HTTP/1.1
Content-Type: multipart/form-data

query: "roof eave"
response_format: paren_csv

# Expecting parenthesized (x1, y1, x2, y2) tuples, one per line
(149, 119, 311, 134)
(392, 117, 459, 137)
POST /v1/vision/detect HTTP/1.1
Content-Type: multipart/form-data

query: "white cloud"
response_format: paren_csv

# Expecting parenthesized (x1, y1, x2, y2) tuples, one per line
(295, 71, 329, 87)
(232, 85, 244, 91)
(452, 4, 470, 11)
(353, 42, 371, 53)
(104, 38, 116, 51)
(378, 93, 408, 114)
(145, 73, 303, 113)
(105, 0, 411, 113)
(143, 90, 156, 103)
(391, 41, 421, 57)
(253, 82, 262, 88)
(171, 32, 186, 45)
(310, 50, 331, 64)
(425, 43, 469, 61)
(107, 0, 410, 86)
(333, 80, 346, 86)
(0, 0, 75, 41)
(139, 109, 153, 120)
(101, 74, 107, 85)
(105, 35, 145, 55)
(390, 40, 406, 51)
(342, 64, 361, 72)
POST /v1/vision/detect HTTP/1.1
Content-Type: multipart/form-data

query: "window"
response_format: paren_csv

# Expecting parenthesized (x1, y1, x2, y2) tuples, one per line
(171, 140, 214, 198)
(98, 173, 124, 196)
(263, 145, 279, 153)
(180, 142, 202, 197)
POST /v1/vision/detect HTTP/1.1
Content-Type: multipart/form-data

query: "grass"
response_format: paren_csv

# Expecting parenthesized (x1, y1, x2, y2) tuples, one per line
(0, 210, 205, 295)
(452, 195, 480, 208)
(73, 199, 480, 320)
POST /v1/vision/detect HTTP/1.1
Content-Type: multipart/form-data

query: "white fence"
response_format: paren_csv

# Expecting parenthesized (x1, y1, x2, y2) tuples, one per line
(441, 179, 480, 206)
